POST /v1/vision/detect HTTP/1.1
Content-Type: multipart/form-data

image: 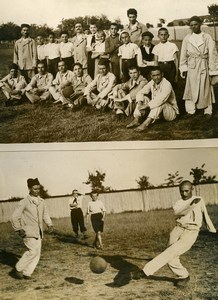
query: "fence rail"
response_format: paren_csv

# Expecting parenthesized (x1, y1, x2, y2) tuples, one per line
(1, 183, 218, 223)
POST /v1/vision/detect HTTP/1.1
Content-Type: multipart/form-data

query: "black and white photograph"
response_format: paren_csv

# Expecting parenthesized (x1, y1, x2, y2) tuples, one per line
(0, 0, 218, 142)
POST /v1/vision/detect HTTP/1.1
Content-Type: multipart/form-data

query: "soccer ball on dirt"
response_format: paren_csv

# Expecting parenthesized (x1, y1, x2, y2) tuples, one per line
(90, 256, 107, 274)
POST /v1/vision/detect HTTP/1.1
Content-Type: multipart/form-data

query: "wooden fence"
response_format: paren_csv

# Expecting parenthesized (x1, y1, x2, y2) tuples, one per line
(1, 183, 218, 223)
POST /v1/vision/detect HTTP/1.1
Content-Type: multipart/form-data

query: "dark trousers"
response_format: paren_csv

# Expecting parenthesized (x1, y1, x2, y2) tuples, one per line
(121, 58, 137, 82)
(48, 57, 60, 78)
(87, 52, 95, 79)
(158, 61, 176, 85)
(70, 208, 86, 235)
(61, 56, 74, 71)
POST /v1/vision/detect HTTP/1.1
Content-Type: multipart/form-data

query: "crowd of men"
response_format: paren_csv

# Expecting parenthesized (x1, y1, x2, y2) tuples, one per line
(1, 9, 218, 131)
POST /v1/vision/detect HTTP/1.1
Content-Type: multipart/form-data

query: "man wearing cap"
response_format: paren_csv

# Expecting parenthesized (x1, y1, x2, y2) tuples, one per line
(11, 178, 53, 279)
(13, 24, 37, 83)
(69, 189, 87, 239)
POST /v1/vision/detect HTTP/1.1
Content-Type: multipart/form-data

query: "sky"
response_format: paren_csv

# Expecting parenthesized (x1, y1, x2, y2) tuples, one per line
(0, 146, 218, 199)
(0, 0, 215, 29)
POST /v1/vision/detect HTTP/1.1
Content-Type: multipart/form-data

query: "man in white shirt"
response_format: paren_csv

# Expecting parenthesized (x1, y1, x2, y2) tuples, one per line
(45, 32, 60, 78)
(127, 66, 179, 131)
(132, 180, 216, 287)
(59, 31, 74, 70)
(36, 35, 47, 67)
(84, 58, 116, 110)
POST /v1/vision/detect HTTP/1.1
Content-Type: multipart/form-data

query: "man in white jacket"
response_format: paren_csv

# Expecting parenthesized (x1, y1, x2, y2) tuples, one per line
(132, 180, 216, 287)
(11, 178, 53, 279)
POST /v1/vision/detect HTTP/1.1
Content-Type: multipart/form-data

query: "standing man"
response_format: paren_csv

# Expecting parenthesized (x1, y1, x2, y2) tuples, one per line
(59, 31, 74, 70)
(72, 23, 88, 73)
(69, 189, 87, 239)
(124, 8, 147, 46)
(86, 23, 98, 79)
(13, 24, 37, 83)
(11, 178, 53, 279)
(132, 180, 216, 287)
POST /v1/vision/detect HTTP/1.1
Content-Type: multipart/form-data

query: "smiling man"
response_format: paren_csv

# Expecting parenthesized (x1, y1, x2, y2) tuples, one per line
(127, 66, 179, 131)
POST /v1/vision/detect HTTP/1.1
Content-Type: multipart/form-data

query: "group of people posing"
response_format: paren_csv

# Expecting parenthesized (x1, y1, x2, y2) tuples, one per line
(1, 9, 218, 131)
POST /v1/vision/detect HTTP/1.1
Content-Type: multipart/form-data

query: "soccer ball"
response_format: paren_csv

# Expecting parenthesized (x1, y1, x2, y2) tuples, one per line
(62, 86, 74, 99)
(90, 256, 107, 274)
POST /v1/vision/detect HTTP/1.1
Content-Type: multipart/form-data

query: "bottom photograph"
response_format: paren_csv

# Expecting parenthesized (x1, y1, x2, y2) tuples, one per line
(0, 147, 217, 300)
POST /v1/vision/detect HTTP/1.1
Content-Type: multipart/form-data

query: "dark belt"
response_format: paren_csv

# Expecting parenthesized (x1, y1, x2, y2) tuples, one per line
(159, 60, 174, 64)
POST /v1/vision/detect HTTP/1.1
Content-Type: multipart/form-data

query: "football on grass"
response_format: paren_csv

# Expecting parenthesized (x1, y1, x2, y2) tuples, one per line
(90, 256, 107, 274)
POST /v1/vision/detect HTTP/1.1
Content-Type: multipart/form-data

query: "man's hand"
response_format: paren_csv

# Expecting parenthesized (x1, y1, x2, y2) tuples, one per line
(18, 229, 26, 238)
(191, 198, 201, 205)
(180, 71, 187, 79)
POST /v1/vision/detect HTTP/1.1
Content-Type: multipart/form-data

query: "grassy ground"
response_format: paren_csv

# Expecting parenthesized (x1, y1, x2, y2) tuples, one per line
(0, 47, 218, 143)
(0, 207, 217, 300)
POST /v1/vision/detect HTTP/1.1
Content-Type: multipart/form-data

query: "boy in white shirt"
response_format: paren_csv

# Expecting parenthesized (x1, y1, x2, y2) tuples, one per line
(86, 191, 106, 250)
(152, 27, 179, 86)
(132, 180, 216, 288)
(118, 31, 139, 82)
(36, 35, 47, 67)
(45, 32, 60, 78)
(86, 23, 98, 79)
(59, 31, 74, 70)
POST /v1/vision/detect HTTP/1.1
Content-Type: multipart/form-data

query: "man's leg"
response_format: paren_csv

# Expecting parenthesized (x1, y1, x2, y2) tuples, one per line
(16, 237, 41, 277)
(185, 100, 196, 115)
(25, 91, 41, 103)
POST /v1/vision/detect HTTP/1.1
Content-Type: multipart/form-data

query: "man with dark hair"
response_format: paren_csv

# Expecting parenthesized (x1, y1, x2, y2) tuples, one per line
(124, 8, 147, 46)
(84, 58, 116, 109)
(59, 31, 74, 70)
(11, 178, 53, 279)
(13, 24, 37, 83)
(72, 23, 88, 72)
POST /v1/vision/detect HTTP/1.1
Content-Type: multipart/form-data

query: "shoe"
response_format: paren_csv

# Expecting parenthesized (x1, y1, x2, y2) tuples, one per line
(13, 268, 24, 279)
(131, 270, 147, 280)
(134, 123, 149, 132)
(126, 118, 140, 129)
(175, 276, 190, 287)
(23, 275, 32, 280)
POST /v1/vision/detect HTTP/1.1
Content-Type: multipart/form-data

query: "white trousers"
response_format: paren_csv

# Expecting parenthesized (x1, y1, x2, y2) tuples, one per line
(143, 226, 199, 278)
(185, 101, 212, 115)
(49, 86, 70, 104)
(16, 237, 42, 277)
(134, 96, 177, 121)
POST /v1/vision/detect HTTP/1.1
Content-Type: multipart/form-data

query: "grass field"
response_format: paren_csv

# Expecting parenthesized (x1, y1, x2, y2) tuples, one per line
(0, 47, 218, 143)
(0, 207, 217, 300)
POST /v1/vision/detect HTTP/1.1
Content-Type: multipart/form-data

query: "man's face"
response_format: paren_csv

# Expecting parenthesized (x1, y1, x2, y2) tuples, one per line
(142, 36, 152, 47)
(10, 69, 18, 78)
(72, 190, 79, 198)
(75, 23, 83, 33)
(98, 64, 108, 76)
(36, 36, 44, 45)
(61, 34, 68, 43)
(158, 30, 169, 43)
(73, 65, 83, 77)
(91, 193, 98, 201)
(37, 64, 46, 75)
(96, 33, 105, 43)
(151, 70, 163, 84)
(48, 35, 55, 43)
(180, 184, 193, 200)
(90, 25, 97, 35)
(128, 14, 137, 24)
(110, 25, 118, 36)
(58, 61, 67, 73)
(190, 21, 201, 34)
(129, 68, 140, 81)
(21, 27, 29, 38)
(30, 185, 41, 197)
(121, 33, 130, 44)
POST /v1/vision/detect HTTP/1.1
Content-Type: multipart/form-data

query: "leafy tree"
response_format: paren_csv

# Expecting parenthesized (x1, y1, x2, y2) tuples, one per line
(164, 171, 183, 186)
(136, 176, 153, 189)
(84, 170, 111, 192)
(0, 22, 20, 41)
(190, 164, 218, 184)
(40, 185, 50, 198)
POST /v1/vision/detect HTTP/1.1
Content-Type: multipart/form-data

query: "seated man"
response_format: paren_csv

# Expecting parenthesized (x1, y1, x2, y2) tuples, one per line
(0, 63, 27, 106)
(110, 65, 147, 119)
(127, 66, 179, 131)
(70, 63, 92, 108)
(84, 58, 116, 110)
(25, 62, 53, 103)
(49, 60, 75, 108)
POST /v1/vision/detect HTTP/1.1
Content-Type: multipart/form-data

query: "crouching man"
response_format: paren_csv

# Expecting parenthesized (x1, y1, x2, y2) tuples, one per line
(127, 66, 179, 131)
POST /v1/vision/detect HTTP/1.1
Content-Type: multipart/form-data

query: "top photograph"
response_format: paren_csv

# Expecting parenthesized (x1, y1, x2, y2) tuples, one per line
(0, 0, 218, 143)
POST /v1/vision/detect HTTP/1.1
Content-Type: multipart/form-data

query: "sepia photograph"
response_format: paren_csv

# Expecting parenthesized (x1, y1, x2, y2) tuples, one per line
(0, 0, 218, 142)
(0, 146, 218, 299)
